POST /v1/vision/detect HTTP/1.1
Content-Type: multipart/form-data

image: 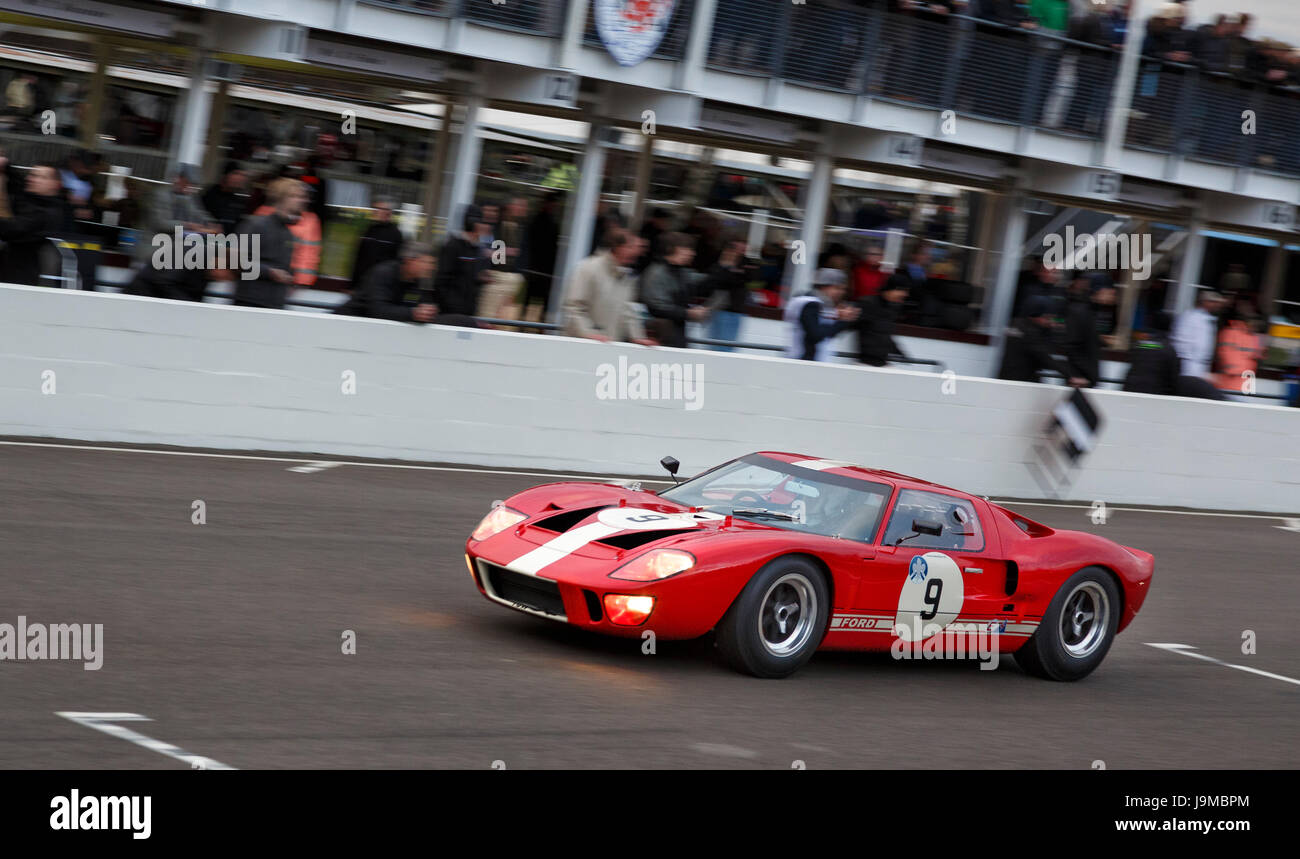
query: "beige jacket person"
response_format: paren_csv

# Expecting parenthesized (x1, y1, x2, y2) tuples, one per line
(561, 250, 647, 342)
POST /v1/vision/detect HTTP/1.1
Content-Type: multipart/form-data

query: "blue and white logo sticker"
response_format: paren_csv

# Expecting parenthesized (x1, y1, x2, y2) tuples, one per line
(908, 555, 928, 582)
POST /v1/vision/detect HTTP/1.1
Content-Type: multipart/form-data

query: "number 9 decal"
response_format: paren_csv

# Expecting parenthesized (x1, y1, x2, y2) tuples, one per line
(894, 552, 964, 641)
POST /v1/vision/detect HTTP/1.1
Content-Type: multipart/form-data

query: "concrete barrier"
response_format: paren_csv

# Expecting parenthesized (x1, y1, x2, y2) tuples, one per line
(2, 284, 1297, 512)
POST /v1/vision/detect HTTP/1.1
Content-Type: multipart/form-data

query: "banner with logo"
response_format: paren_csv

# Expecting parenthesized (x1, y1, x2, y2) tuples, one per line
(594, 0, 677, 67)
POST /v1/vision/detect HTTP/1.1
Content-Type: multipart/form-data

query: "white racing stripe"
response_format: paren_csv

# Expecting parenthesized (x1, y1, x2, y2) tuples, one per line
(790, 458, 859, 472)
(507, 522, 624, 575)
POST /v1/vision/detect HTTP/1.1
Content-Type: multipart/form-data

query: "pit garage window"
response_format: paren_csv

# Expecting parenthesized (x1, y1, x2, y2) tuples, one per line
(881, 490, 985, 552)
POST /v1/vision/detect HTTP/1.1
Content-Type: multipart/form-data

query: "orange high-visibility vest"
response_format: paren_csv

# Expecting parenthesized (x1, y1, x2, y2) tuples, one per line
(1213, 320, 1263, 392)
(255, 205, 321, 287)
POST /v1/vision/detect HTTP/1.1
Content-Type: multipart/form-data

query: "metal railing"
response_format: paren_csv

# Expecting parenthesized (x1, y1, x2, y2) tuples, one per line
(1126, 61, 1300, 173)
(707, 5, 1121, 138)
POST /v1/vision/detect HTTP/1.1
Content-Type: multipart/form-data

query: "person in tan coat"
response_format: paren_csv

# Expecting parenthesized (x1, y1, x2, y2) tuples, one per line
(562, 227, 656, 345)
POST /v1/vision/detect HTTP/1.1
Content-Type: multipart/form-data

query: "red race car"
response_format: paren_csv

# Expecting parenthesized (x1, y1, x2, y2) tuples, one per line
(465, 452, 1154, 680)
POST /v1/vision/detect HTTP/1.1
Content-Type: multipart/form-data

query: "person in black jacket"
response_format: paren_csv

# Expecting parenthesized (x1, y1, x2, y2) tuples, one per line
(998, 296, 1088, 386)
(200, 162, 249, 234)
(232, 177, 305, 309)
(336, 247, 437, 322)
(523, 191, 561, 316)
(857, 278, 909, 366)
(640, 231, 704, 348)
(1122, 331, 1181, 396)
(1060, 276, 1102, 387)
(349, 198, 403, 287)
(0, 163, 66, 286)
(434, 204, 491, 317)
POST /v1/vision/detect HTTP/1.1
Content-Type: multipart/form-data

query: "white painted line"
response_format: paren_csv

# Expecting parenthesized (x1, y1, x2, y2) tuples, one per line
(0, 441, 671, 484)
(994, 500, 1292, 522)
(1274, 518, 1300, 533)
(57, 712, 236, 770)
(691, 742, 759, 760)
(0, 440, 1291, 520)
(286, 461, 343, 474)
(1145, 644, 1300, 688)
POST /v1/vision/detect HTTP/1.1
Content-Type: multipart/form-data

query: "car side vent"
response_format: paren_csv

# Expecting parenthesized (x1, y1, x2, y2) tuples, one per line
(1004, 562, 1019, 596)
(583, 590, 603, 622)
(533, 505, 608, 533)
(596, 531, 677, 551)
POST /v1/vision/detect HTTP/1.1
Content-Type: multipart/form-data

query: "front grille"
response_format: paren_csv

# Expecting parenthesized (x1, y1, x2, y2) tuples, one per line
(482, 562, 566, 617)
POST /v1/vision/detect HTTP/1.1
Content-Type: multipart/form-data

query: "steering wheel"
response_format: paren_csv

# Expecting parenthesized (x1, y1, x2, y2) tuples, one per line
(731, 491, 768, 506)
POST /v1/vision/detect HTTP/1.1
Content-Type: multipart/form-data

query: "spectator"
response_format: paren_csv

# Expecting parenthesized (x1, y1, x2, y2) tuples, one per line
(1122, 316, 1181, 396)
(299, 154, 330, 225)
(642, 231, 705, 348)
(434, 204, 492, 317)
(893, 243, 934, 324)
(1014, 255, 1062, 318)
(851, 245, 888, 299)
(703, 236, 751, 351)
(254, 188, 321, 289)
(1060, 275, 1103, 387)
(784, 268, 860, 362)
(856, 276, 909, 367)
(201, 162, 250, 235)
(1169, 289, 1230, 400)
(1142, 4, 1195, 63)
(1212, 313, 1265, 394)
(0, 162, 66, 286)
(335, 246, 446, 324)
(0, 148, 14, 219)
(589, 198, 623, 256)
(997, 296, 1088, 385)
(233, 177, 305, 309)
(635, 207, 673, 272)
(3, 72, 37, 125)
(522, 190, 562, 319)
(477, 197, 528, 322)
(138, 165, 213, 265)
(561, 227, 655, 345)
(349, 198, 403, 287)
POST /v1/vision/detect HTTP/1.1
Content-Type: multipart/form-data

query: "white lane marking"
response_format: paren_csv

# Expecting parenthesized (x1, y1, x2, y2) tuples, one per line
(286, 461, 343, 474)
(57, 712, 236, 770)
(691, 743, 759, 760)
(995, 500, 1292, 522)
(0, 440, 1290, 521)
(1145, 644, 1300, 688)
(1274, 518, 1300, 533)
(0, 441, 671, 484)
(509, 522, 623, 574)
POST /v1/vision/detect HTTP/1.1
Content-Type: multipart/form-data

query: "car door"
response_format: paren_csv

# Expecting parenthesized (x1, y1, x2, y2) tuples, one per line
(853, 489, 1012, 642)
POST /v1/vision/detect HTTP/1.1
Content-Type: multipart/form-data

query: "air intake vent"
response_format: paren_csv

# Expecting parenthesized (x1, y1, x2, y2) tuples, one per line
(533, 505, 608, 533)
(596, 531, 678, 551)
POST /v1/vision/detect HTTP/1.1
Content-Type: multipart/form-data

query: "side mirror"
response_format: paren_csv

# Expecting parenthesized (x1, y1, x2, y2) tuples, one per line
(660, 456, 680, 485)
(912, 518, 943, 537)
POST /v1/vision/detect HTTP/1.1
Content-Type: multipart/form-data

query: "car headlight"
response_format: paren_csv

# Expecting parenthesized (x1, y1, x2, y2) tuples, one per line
(471, 505, 526, 541)
(609, 548, 695, 581)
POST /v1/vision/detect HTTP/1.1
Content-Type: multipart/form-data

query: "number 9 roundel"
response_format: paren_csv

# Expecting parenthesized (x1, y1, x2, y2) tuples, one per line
(894, 552, 965, 641)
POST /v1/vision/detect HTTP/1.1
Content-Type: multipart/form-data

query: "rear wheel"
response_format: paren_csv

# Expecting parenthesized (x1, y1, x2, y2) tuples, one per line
(1015, 566, 1119, 681)
(716, 557, 829, 678)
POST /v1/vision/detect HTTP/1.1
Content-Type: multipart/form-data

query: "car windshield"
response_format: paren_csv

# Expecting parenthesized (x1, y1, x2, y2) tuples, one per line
(658, 454, 892, 543)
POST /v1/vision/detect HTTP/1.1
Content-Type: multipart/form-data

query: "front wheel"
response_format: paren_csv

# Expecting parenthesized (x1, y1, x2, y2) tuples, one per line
(716, 557, 829, 678)
(1014, 566, 1120, 681)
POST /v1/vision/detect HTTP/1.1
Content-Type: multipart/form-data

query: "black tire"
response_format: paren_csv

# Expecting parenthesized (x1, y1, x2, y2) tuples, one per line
(1015, 566, 1120, 681)
(716, 557, 830, 678)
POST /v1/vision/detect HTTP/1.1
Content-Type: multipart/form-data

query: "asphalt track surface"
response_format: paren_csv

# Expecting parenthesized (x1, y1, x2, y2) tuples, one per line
(2, 439, 1298, 769)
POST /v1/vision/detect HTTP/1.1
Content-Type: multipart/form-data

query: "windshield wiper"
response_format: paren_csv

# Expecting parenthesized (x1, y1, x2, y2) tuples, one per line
(731, 507, 798, 522)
